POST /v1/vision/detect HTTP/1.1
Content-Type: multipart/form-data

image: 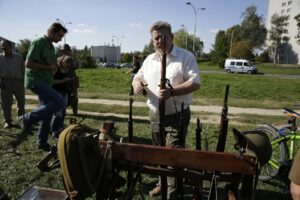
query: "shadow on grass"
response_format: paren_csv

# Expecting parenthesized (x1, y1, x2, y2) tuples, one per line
(76, 113, 149, 124)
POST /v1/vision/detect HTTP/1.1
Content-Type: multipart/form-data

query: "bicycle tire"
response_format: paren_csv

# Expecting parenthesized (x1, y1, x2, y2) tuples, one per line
(255, 124, 288, 181)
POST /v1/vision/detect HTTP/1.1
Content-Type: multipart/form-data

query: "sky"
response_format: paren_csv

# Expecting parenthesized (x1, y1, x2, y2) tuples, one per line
(0, 0, 268, 53)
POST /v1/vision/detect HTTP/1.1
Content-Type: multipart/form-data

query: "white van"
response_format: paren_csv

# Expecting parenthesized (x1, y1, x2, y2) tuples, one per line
(224, 59, 257, 74)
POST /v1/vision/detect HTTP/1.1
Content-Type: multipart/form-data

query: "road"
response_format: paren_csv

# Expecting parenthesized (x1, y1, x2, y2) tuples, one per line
(25, 95, 299, 125)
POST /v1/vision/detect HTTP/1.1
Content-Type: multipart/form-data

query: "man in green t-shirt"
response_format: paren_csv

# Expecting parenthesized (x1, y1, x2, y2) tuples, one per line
(19, 22, 67, 151)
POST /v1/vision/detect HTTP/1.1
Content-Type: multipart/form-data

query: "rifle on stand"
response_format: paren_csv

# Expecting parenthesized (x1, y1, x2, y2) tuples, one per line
(208, 84, 230, 200)
(159, 34, 168, 200)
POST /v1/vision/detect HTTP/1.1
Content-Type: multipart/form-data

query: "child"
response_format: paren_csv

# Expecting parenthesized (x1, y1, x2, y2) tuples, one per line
(51, 55, 72, 139)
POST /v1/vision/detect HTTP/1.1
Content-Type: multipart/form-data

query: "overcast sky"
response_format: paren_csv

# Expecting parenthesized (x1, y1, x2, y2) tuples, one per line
(0, 0, 268, 53)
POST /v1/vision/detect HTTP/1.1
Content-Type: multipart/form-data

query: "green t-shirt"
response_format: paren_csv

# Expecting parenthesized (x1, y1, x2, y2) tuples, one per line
(24, 36, 56, 88)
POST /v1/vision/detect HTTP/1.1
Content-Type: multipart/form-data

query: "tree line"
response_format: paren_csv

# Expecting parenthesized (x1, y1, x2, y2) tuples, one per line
(15, 5, 300, 68)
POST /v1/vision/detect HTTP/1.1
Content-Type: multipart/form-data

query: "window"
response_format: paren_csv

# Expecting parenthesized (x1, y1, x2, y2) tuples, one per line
(287, 8, 291, 13)
(236, 62, 243, 66)
(244, 62, 249, 66)
(230, 61, 235, 65)
(288, 1, 292, 5)
(281, 10, 285, 14)
(282, 2, 286, 6)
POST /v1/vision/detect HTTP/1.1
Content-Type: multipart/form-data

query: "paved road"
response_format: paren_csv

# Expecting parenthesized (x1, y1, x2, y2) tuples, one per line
(202, 70, 300, 79)
(25, 95, 295, 116)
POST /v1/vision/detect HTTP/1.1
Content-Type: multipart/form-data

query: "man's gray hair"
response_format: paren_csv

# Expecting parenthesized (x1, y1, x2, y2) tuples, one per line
(150, 21, 172, 34)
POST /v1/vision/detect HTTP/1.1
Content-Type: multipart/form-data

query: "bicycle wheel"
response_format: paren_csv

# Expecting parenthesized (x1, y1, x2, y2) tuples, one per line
(255, 124, 288, 181)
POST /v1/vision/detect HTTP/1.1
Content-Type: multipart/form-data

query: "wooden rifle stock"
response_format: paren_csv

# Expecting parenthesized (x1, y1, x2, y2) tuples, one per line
(216, 84, 230, 152)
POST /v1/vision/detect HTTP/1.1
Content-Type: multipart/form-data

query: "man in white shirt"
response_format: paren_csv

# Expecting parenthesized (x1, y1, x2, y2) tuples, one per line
(132, 21, 200, 199)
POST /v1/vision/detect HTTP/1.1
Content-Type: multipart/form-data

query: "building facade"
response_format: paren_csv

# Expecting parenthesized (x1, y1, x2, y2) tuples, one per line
(90, 45, 121, 63)
(266, 0, 300, 64)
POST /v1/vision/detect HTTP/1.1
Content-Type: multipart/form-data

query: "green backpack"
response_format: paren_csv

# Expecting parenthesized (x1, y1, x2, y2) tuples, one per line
(58, 124, 107, 199)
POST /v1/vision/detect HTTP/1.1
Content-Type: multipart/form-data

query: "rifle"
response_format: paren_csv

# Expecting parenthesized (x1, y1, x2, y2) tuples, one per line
(128, 98, 133, 143)
(195, 118, 202, 151)
(36, 145, 58, 172)
(216, 83, 230, 152)
(208, 84, 230, 200)
(159, 34, 168, 200)
(127, 98, 134, 190)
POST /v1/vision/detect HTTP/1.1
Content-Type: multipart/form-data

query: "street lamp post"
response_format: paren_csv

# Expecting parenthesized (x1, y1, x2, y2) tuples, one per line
(230, 30, 234, 58)
(56, 18, 71, 44)
(181, 25, 188, 49)
(186, 2, 205, 54)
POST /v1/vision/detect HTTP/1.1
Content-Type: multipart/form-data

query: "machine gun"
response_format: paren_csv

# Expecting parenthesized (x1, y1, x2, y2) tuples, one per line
(36, 145, 59, 172)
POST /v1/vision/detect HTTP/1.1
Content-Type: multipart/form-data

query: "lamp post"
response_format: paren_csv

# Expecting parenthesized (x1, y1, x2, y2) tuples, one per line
(186, 2, 205, 54)
(229, 30, 234, 58)
(56, 18, 71, 44)
(181, 25, 188, 49)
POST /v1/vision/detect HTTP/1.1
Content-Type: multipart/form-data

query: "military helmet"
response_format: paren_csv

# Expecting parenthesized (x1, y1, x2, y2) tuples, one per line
(233, 128, 272, 167)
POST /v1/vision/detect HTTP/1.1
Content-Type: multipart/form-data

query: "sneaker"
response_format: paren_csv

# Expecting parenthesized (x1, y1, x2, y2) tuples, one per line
(3, 123, 12, 129)
(149, 185, 161, 197)
(38, 143, 51, 151)
(18, 116, 32, 134)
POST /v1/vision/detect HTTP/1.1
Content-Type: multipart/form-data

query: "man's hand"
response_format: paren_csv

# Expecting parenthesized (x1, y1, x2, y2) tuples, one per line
(132, 78, 147, 95)
(158, 88, 172, 101)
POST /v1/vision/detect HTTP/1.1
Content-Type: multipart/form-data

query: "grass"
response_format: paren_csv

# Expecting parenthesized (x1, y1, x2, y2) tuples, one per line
(73, 67, 300, 109)
(0, 114, 292, 199)
(199, 61, 300, 75)
(2, 64, 300, 199)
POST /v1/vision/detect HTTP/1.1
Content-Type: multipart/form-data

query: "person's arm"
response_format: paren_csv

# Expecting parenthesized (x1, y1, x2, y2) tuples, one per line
(126, 68, 134, 74)
(132, 77, 147, 95)
(291, 181, 300, 200)
(158, 81, 200, 101)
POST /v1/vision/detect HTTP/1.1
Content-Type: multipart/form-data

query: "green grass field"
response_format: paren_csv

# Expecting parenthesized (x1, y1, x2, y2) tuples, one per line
(1, 64, 299, 199)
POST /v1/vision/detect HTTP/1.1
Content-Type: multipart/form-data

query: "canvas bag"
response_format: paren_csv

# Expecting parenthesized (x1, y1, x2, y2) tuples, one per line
(58, 124, 105, 199)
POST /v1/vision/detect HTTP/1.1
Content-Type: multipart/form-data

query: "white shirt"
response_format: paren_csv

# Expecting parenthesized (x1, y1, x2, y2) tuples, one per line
(134, 46, 200, 115)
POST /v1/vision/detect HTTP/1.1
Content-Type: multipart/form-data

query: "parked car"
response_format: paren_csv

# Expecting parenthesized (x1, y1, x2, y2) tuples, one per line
(121, 63, 133, 68)
(224, 59, 257, 74)
(103, 62, 115, 68)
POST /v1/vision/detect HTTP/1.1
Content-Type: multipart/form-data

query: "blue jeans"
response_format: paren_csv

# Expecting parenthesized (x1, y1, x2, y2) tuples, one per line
(24, 81, 65, 145)
(51, 91, 68, 133)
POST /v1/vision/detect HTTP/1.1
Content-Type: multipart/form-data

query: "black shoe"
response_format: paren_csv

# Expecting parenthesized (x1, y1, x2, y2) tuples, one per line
(38, 143, 51, 151)
(18, 116, 32, 134)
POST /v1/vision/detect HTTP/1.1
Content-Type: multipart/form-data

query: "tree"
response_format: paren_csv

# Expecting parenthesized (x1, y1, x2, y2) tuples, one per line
(211, 30, 230, 68)
(16, 39, 31, 59)
(73, 46, 97, 68)
(268, 14, 290, 63)
(142, 41, 154, 58)
(295, 13, 300, 44)
(230, 40, 254, 60)
(240, 5, 267, 49)
(173, 28, 203, 55)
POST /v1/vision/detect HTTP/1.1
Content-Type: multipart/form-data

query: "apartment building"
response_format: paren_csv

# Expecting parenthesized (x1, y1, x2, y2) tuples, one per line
(90, 45, 121, 63)
(266, 0, 300, 64)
